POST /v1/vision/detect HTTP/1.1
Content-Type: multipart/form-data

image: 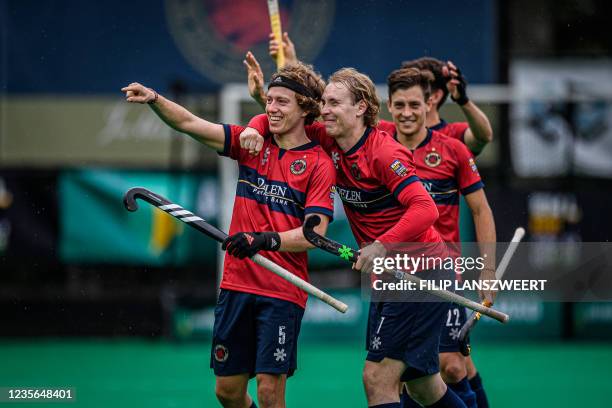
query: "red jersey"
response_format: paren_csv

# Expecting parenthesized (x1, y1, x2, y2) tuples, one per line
(430, 119, 469, 144)
(219, 124, 335, 308)
(247, 115, 443, 248)
(379, 119, 468, 144)
(378, 122, 484, 246)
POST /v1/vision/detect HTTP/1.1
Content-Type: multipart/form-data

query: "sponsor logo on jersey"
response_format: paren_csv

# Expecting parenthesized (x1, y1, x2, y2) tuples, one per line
(214, 344, 229, 362)
(425, 150, 442, 168)
(290, 159, 307, 175)
(390, 159, 408, 177)
(336, 186, 362, 203)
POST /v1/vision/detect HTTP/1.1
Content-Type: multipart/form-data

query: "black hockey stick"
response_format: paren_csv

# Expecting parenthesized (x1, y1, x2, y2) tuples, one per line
(303, 215, 509, 323)
(124, 187, 348, 313)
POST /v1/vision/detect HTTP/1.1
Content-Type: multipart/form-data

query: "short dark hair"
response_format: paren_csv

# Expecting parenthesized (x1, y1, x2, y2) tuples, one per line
(269, 61, 325, 125)
(387, 67, 435, 103)
(401, 57, 448, 109)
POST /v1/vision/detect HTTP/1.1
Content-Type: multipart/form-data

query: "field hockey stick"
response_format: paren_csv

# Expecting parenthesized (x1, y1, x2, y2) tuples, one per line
(303, 215, 509, 323)
(458, 227, 525, 342)
(267, 0, 285, 68)
(123, 187, 348, 313)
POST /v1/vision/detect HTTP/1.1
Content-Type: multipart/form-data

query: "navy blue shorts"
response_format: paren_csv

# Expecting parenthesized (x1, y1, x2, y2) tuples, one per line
(210, 289, 305, 378)
(439, 304, 469, 353)
(366, 298, 449, 381)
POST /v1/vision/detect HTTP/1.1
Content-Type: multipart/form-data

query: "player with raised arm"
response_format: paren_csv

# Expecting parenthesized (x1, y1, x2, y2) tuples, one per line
(396, 57, 493, 156)
(382, 67, 497, 408)
(121, 61, 335, 408)
(243, 64, 467, 407)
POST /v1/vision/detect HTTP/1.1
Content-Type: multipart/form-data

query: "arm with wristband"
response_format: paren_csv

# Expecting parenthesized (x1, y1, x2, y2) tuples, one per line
(444, 61, 493, 155)
(121, 82, 225, 152)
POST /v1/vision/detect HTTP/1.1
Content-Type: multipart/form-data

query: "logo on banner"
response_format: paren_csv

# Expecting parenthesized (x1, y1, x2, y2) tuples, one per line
(165, 0, 336, 84)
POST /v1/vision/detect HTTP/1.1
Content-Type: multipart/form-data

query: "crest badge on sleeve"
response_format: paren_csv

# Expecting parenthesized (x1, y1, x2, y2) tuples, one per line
(390, 160, 409, 177)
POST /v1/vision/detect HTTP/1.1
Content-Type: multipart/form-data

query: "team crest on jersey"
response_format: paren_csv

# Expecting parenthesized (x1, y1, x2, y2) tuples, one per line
(165, 0, 335, 84)
(214, 344, 229, 362)
(390, 160, 409, 177)
(350, 163, 361, 180)
(425, 150, 442, 168)
(469, 158, 479, 173)
(290, 159, 307, 175)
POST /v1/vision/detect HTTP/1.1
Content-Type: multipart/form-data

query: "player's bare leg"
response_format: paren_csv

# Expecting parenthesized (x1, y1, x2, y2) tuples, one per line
(439, 352, 467, 383)
(363, 358, 406, 405)
(256, 373, 287, 408)
(215, 374, 253, 408)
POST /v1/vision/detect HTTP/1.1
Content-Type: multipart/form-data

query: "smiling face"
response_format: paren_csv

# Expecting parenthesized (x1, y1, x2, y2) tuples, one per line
(321, 81, 366, 138)
(387, 85, 431, 137)
(265, 86, 306, 135)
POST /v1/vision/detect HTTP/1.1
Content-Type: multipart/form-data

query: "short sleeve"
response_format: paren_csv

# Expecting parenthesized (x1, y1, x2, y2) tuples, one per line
(371, 138, 420, 199)
(453, 140, 484, 195)
(218, 124, 247, 162)
(247, 114, 270, 137)
(304, 152, 336, 221)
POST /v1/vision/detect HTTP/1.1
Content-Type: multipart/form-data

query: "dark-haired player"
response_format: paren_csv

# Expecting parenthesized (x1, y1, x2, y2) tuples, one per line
(122, 61, 335, 408)
(382, 67, 496, 408)
(398, 57, 493, 156)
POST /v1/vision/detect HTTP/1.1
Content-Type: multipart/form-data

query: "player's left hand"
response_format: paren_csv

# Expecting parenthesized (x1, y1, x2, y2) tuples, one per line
(354, 241, 387, 274)
(222, 231, 281, 259)
(443, 61, 469, 105)
(243, 51, 266, 105)
(239, 127, 265, 156)
(478, 267, 496, 304)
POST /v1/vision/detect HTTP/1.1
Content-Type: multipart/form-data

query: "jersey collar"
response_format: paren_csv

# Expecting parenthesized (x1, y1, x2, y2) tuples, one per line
(417, 128, 433, 149)
(429, 119, 447, 131)
(393, 128, 433, 150)
(271, 137, 318, 151)
(345, 127, 373, 156)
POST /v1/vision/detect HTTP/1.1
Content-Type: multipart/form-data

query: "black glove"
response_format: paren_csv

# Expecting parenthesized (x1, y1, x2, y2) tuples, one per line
(222, 232, 281, 259)
(450, 68, 469, 106)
